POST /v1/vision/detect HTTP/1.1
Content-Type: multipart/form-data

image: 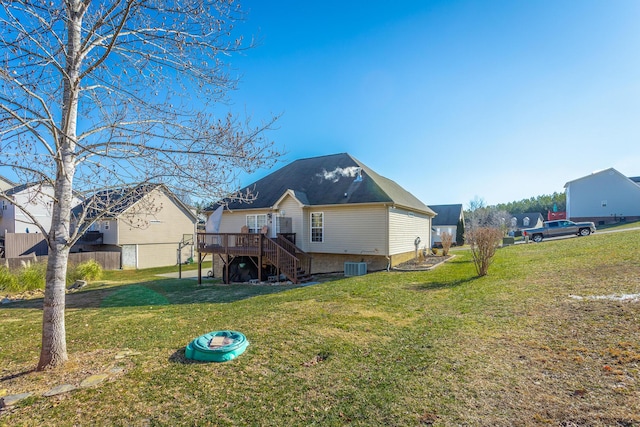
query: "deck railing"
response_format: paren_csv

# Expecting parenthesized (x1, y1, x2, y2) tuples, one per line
(276, 234, 312, 279)
(261, 237, 300, 283)
(197, 232, 309, 284)
(197, 232, 261, 254)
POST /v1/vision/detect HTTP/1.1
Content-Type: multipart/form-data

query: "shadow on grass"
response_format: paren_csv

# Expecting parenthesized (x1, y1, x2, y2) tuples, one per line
(0, 368, 36, 382)
(168, 347, 254, 365)
(408, 275, 480, 292)
(168, 348, 194, 365)
(0, 279, 304, 310)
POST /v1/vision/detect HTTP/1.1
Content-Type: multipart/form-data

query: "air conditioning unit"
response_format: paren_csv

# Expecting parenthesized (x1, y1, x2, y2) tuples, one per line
(344, 262, 367, 277)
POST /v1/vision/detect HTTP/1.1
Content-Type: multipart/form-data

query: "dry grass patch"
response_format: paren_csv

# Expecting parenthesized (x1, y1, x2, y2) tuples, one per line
(1, 228, 639, 425)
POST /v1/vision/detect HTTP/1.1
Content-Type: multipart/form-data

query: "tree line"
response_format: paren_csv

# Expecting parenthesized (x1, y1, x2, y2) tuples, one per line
(491, 192, 566, 217)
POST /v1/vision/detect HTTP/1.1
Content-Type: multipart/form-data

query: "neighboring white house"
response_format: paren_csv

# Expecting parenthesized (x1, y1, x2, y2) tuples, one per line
(564, 168, 640, 224)
(0, 183, 80, 236)
(205, 153, 436, 275)
(509, 212, 544, 233)
(429, 204, 464, 247)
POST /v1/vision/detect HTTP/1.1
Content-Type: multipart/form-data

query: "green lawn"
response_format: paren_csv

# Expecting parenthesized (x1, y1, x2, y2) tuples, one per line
(1, 228, 639, 426)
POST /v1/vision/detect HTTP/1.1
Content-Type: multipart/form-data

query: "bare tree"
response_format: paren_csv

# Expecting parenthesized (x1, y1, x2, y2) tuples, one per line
(440, 231, 453, 256)
(464, 198, 509, 276)
(0, 0, 280, 370)
(466, 226, 503, 276)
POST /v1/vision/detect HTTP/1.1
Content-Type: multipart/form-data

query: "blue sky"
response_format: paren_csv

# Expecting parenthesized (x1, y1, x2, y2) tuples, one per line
(225, 0, 640, 207)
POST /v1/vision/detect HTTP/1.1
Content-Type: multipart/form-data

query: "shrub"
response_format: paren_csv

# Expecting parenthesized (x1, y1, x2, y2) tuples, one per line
(16, 262, 47, 291)
(456, 218, 465, 245)
(441, 231, 453, 256)
(67, 260, 103, 284)
(0, 266, 18, 292)
(466, 226, 503, 276)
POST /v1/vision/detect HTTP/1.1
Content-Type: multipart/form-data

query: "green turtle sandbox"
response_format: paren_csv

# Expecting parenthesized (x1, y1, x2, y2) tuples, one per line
(185, 330, 249, 362)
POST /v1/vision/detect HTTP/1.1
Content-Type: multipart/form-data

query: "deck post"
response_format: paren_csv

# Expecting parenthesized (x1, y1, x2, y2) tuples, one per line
(258, 234, 263, 282)
(224, 254, 230, 284)
(197, 251, 202, 285)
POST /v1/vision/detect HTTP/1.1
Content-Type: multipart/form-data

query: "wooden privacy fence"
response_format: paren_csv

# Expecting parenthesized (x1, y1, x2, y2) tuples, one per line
(2, 232, 121, 270)
(3, 232, 48, 258)
(3, 251, 121, 271)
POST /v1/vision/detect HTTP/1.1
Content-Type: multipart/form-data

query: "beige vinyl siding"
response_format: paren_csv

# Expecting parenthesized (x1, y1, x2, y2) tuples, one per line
(218, 209, 273, 234)
(277, 195, 304, 238)
(218, 210, 247, 233)
(117, 189, 194, 245)
(135, 243, 192, 269)
(302, 204, 388, 255)
(388, 207, 431, 255)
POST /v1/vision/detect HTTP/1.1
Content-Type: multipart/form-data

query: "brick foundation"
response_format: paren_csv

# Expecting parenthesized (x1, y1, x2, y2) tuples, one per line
(202, 251, 421, 279)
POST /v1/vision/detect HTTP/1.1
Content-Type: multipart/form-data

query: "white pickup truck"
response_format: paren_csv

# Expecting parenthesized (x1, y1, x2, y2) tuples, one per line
(522, 220, 596, 243)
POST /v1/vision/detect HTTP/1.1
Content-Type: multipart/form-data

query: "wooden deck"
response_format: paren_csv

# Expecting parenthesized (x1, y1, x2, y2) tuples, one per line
(196, 233, 311, 284)
(197, 233, 262, 256)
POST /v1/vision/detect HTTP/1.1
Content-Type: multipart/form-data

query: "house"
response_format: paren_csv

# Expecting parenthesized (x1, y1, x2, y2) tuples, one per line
(0, 176, 15, 192)
(429, 204, 464, 247)
(1, 182, 83, 258)
(0, 182, 80, 237)
(73, 184, 197, 269)
(200, 153, 436, 282)
(509, 212, 544, 234)
(564, 168, 640, 225)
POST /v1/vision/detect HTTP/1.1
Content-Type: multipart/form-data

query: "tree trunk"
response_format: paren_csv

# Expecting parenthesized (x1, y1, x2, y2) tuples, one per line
(37, 0, 84, 370)
(37, 246, 69, 370)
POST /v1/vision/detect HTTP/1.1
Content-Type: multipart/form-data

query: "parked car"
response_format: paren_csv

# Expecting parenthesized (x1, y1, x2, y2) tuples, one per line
(522, 220, 596, 243)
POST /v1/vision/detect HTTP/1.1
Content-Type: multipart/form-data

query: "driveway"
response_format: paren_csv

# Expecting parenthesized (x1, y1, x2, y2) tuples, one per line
(518, 225, 640, 244)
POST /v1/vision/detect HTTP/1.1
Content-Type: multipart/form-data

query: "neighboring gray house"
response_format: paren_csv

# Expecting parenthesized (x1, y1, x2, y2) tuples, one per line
(510, 212, 544, 233)
(204, 153, 436, 276)
(429, 204, 464, 247)
(564, 168, 640, 224)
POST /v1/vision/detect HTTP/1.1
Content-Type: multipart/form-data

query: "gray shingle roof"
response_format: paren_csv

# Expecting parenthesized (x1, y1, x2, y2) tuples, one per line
(72, 184, 196, 221)
(429, 204, 463, 226)
(510, 212, 544, 228)
(220, 153, 433, 214)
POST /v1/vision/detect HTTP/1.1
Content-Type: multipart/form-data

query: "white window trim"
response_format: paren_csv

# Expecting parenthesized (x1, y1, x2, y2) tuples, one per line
(246, 214, 268, 233)
(310, 212, 324, 243)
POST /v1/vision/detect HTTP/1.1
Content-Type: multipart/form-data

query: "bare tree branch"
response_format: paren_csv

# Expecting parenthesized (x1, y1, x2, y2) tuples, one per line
(0, 0, 281, 370)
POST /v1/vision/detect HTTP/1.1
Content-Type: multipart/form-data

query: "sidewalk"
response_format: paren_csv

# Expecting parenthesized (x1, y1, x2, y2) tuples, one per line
(155, 269, 201, 279)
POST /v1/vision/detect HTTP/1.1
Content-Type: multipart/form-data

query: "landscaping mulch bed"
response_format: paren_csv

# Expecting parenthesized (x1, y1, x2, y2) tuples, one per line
(393, 254, 453, 271)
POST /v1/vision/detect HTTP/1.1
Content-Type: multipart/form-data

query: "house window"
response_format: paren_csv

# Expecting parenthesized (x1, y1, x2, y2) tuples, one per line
(311, 212, 324, 243)
(523, 217, 530, 227)
(246, 214, 267, 233)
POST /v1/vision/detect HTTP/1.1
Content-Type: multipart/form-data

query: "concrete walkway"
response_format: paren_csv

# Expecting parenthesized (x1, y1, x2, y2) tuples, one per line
(155, 269, 201, 279)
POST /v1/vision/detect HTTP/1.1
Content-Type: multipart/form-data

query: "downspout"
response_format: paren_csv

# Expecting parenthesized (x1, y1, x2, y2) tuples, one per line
(385, 204, 390, 271)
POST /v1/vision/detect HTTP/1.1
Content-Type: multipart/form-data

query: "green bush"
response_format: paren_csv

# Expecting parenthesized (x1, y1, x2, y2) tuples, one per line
(16, 262, 47, 291)
(0, 266, 18, 292)
(67, 259, 103, 284)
